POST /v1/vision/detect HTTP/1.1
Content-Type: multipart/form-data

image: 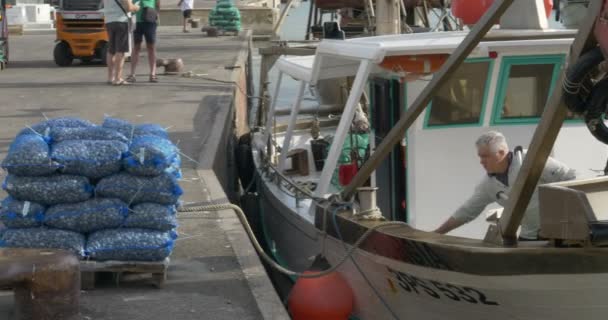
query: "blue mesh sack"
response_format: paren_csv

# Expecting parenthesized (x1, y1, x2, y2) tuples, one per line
(44, 198, 128, 233)
(0, 197, 45, 228)
(51, 140, 128, 179)
(123, 136, 178, 176)
(96, 172, 182, 205)
(134, 124, 169, 139)
(124, 203, 177, 231)
(101, 117, 134, 140)
(0, 228, 86, 257)
(86, 228, 176, 261)
(1, 134, 61, 176)
(3, 174, 93, 205)
(165, 155, 182, 179)
(50, 126, 129, 144)
(18, 117, 95, 138)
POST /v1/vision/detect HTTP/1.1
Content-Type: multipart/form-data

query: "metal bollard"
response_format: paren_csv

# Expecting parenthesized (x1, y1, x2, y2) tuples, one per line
(0, 248, 80, 320)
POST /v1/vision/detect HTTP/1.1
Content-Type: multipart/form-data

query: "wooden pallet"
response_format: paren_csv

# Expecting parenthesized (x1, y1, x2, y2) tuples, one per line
(79, 258, 169, 289)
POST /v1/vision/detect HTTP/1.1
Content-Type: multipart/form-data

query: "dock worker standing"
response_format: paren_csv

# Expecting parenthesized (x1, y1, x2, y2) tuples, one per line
(177, 0, 194, 33)
(103, 0, 139, 85)
(433, 131, 576, 240)
(127, 0, 160, 83)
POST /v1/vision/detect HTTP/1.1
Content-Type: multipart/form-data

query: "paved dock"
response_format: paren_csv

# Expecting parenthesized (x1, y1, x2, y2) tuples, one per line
(0, 28, 289, 319)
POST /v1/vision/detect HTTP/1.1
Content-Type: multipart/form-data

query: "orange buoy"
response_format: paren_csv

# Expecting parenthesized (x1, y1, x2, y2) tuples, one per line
(288, 271, 354, 320)
(451, 0, 552, 25)
(380, 54, 449, 74)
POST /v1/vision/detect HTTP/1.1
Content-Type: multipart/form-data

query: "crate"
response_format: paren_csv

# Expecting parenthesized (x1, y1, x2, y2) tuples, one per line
(79, 258, 169, 289)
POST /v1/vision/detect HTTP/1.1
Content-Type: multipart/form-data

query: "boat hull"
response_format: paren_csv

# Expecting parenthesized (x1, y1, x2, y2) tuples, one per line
(324, 235, 608, 320)
(256, 170, 322, 272)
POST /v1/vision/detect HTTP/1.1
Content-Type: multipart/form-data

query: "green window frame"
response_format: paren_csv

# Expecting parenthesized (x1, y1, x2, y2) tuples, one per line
(423, 58, 494, 129)
(491, 54, 566, 125)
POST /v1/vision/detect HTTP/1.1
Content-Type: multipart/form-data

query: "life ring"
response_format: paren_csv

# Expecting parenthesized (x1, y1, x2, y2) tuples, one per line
(379, 54, 449, 75)
(563, 47, 605, 114)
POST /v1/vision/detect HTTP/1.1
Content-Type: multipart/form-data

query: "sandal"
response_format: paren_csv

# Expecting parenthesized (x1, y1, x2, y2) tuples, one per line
(149, 75, 158, 83)
(113, 79, 130, 86)
(126, 75, 136, 83)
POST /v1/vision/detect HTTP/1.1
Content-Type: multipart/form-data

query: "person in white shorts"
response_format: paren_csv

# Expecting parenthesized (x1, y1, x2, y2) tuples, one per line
(177, 0, 194, 32)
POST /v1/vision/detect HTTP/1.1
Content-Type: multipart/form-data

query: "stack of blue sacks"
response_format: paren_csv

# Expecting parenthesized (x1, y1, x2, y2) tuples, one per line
(0, 117, 182, 261)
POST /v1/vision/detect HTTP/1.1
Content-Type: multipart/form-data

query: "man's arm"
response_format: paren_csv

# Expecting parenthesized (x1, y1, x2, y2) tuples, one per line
(433, 181, 494, 234)
(434, 217, 466, 234)
(124, 0, 139, 12)
(541, 156, 576, 183)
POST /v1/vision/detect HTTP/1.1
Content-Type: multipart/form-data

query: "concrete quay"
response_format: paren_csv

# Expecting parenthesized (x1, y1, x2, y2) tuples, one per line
(0, 27, 289, 320)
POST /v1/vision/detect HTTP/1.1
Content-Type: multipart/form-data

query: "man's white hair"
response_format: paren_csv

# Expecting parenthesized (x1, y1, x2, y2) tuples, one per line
(476, 131, 509, 153)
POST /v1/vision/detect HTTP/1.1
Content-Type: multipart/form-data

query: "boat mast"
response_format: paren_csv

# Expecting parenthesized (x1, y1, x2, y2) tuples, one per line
(339, 0, 516, 199)
(376, 0, 400, 34)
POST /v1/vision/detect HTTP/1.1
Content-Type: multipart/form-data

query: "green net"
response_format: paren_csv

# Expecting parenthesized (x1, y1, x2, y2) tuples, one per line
(328, 133, 369, 190)
(210, 0, 242, 31)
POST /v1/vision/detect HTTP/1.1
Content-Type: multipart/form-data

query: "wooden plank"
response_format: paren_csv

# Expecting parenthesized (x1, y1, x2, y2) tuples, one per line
(79, 259, 169, 289)
(341, 0, 516, 200)
(495, 0, 604, 245)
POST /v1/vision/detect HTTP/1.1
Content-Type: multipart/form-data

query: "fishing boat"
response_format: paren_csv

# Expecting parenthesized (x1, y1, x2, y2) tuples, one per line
(245, 0, 608, 318)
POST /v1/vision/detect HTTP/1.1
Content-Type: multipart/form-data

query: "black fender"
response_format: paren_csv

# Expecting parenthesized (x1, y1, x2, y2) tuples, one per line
(584, 77, 608, 144)
(563, 47, 605, 114)
(235, 132, 257, 192)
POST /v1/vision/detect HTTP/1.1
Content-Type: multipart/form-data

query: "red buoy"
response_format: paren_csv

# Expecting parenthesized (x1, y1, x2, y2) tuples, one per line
(288, 271, 354, 320)
(451, 0, 553, 25)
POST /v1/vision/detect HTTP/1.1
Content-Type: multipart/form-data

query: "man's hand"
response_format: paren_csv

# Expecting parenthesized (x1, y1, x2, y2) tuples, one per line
(434, 217, 464, 234)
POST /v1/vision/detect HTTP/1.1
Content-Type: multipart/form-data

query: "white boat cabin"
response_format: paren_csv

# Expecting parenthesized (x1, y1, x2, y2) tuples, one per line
(263, 28, 608, 240)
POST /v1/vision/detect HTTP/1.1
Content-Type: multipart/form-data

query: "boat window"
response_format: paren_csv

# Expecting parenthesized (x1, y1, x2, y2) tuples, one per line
(492, 55, 565, 124)
(424, 58, 493, 128)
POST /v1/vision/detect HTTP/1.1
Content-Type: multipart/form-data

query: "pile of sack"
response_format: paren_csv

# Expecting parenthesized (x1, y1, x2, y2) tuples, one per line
(0, 117, 182, 262)
(208, 0, 241, 32)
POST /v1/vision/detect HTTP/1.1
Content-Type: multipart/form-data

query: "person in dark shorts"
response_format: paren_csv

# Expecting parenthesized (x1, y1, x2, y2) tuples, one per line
(177, 0, 193, 33)
(103, 0, 139, 85)
(126, 0, 159, 83)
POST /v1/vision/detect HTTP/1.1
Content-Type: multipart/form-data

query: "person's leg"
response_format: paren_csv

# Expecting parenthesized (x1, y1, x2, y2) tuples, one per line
(183, 10, 192, 32)
(112, 22, 130, 84)
(144, 22, 158, 81)
(129, 42, 141, 80)
(113, 52, 125, 83)
(129, 23, 144, 80)
(106, 23, 117, 83)
(107, 52, 114, 83)
(147, 44, 156, 74)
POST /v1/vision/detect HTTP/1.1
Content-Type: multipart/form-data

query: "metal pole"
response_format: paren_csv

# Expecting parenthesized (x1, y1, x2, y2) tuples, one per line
(341, 0, 516, 201)
(305, 0, 315, 40)
(273, 0, 296, 36)
(376, 0, 401, 34)
(315, 60, 373, 199)
(264, 71, 283, 146)
(496, 0, 603, 245)
(278, 81, 307, 171)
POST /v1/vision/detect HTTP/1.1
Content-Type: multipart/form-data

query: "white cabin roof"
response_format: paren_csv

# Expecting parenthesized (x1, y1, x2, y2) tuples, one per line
(275, 29, 575, 84)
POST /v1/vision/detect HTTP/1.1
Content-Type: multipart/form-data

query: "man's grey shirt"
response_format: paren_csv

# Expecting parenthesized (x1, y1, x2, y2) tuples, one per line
(452, 150, 576, 239)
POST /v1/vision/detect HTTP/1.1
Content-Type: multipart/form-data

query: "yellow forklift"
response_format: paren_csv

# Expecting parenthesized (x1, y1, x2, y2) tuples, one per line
(53, 0, 108, 66)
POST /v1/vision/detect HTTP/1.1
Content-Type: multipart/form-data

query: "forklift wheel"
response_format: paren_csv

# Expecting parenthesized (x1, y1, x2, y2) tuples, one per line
(54, 42, 73, 67)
